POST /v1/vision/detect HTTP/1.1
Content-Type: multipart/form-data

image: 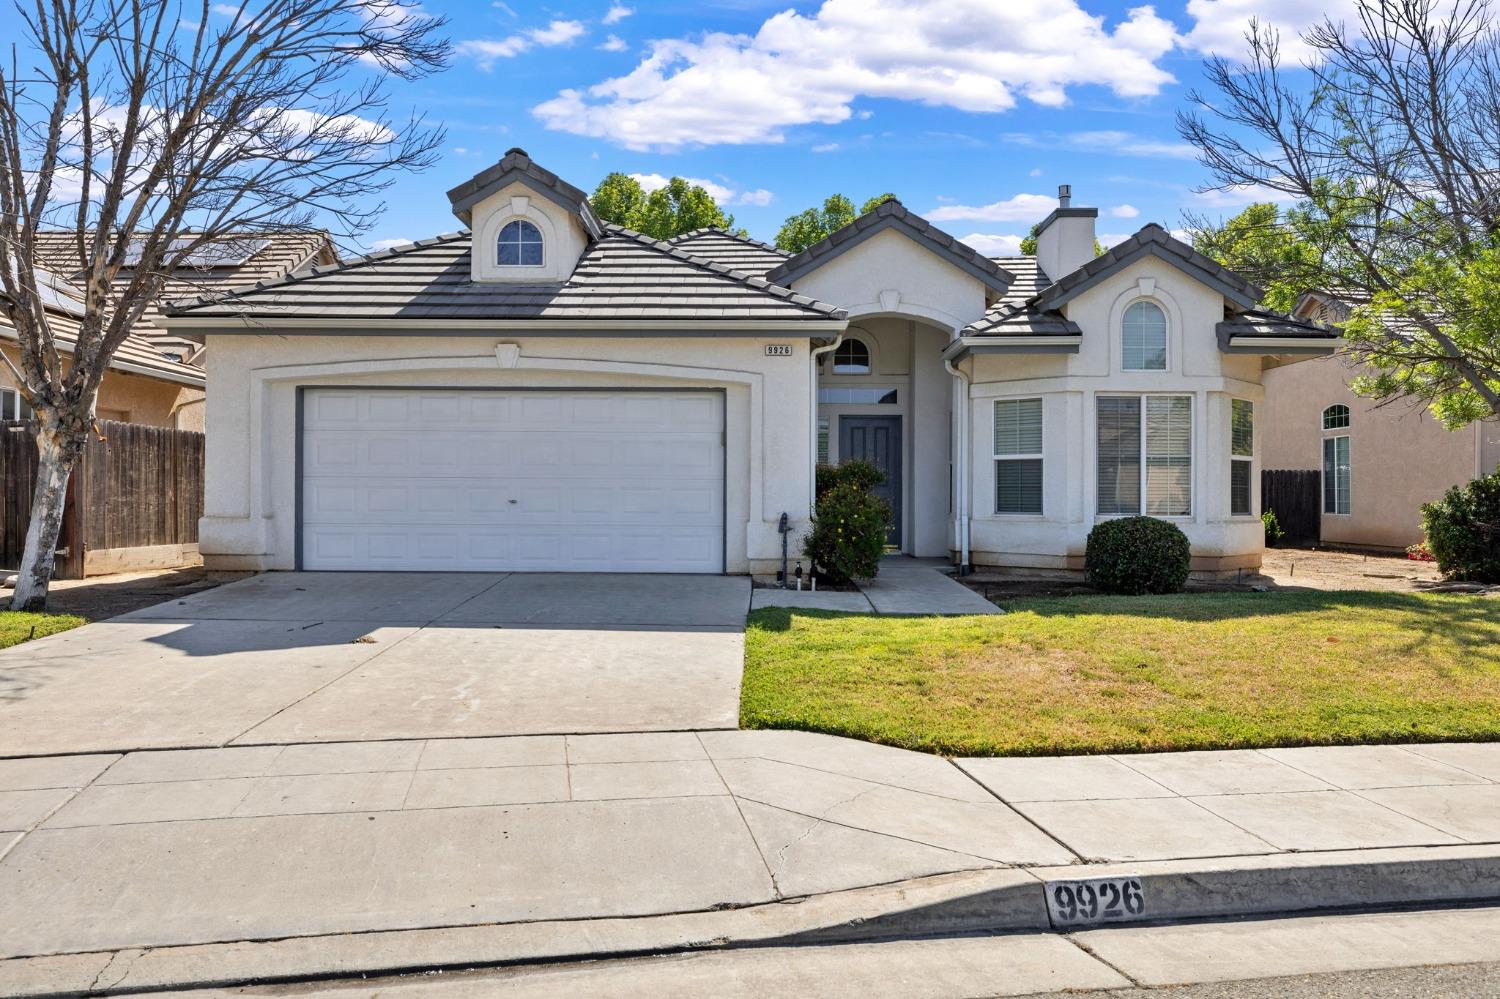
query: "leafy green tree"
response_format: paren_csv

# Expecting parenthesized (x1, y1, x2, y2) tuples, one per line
(587, 173, 739, 240)
(1178, 0, 1500, 428)
(774, 193, 897, 252)
(1186, 203, 1323, 313)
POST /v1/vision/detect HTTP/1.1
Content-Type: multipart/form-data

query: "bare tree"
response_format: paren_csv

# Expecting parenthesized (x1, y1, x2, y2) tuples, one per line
(1178, 0, 1500, 428)
(0, 0, 448, 610)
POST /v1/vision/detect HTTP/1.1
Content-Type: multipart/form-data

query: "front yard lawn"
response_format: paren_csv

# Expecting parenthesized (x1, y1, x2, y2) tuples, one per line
(0, 611, 85, 651)
(742, 591, 1500, 756)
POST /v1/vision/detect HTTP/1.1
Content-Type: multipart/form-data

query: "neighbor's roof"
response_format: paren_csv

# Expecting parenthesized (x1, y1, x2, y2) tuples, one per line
(666, 227, 789, 275)
(161, 224, 847, 329)
(1, 269, 205, 387)
(1217, 308, 1341, 348)
(765, 200, 1016, 293)
(32, 230, 336, 358)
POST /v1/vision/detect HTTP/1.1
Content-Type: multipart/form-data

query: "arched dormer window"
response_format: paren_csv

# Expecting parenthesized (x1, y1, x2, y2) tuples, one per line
(1122, 299, 1167, 370)
(832, 338, 871, 374)
(1322, 404, 1350, 430)
(497, 219, 544, 267)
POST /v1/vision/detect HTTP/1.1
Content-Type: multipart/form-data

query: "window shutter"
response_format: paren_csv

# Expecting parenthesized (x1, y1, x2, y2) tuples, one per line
(1145, 396, 1191, 515)
(1096, 397, 1141, 515)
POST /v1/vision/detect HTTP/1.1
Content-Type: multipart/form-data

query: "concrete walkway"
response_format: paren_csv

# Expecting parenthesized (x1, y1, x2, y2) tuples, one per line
(750, 558, 1001, 615)
(2, 732, 1498, 995)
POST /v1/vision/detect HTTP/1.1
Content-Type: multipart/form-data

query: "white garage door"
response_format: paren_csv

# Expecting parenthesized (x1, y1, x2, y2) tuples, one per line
(300, 388, 725, 572)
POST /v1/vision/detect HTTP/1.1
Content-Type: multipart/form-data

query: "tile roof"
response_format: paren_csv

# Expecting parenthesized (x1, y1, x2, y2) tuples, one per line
(31, 230, 335, 358)
(1217, 308, 1342, 341)
(962, 256, 1082, 337)
(162, 225, 846, 326)
(446, 147, 604, 236)
(666, 227, 788, 275)
(765, 200, 1016, 292)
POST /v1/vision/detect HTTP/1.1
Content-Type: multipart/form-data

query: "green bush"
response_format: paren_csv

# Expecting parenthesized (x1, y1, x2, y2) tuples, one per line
(1084, 516, 1192, 595)
(1420, 468, 1500, 582)
(1262, 509, 1285, 548)
(806, 460, 891, 583)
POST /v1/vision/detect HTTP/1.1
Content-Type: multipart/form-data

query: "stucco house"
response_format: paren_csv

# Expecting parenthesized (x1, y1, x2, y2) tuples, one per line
(158, 149, 1339, 577)
(1260, 291, 1500, 550)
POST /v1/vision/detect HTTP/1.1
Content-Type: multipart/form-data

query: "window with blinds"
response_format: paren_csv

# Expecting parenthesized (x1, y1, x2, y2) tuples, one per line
(994, 398, 1043, 514)
(1122, 300, 1167, 370)
(1323, 435, 1350, 514)
(1231, 399, 1253, 516)
(1097, 395, 1192, 517)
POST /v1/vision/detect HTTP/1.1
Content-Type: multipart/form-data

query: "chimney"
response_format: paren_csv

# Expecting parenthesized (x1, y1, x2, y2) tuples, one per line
(1034, 184, 1097, 281)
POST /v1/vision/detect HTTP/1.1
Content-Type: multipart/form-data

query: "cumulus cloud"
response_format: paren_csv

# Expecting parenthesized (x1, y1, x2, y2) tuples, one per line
(1109, 204, 1140, 218)
(629, 172, 772, 206)
(459, 18, 585, 68)
(926, 192, 1056, 223)
(1098, 232, 1137, 247)
(1189, 181, 1298, 207)
(603, 3, 633, 24)
(370, 238, 412, 251)
(533, 0, 1177, 150)
(959, 232, 1026, 256)
(1181, 0, 1358, 59)
(598, 34, 628, 52)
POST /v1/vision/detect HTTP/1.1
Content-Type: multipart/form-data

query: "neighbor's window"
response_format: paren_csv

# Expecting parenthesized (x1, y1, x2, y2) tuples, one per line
(1097, 395, 1192, 516)
(1122, 300, 1167, 371)
(1231, 399, 1254, 517)
(1322, 404, 1350, 430)
(497, 219, 544, 266)
(831, 338, 871, 374)
(0, 387, 33, 421)
(994, 398, 1043, 514)
(1323, 435, 1351, 515)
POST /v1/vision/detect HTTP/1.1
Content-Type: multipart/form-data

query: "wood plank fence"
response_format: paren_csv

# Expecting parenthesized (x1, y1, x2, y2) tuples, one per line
(1, 420, 204, 577)
(1262, 468, 1321, 545)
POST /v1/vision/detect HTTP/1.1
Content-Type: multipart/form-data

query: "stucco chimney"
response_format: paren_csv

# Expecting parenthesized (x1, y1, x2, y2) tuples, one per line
(1035, 184, 1097, 281)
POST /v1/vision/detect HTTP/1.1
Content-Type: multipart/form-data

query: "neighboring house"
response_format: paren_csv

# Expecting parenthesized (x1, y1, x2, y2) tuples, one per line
(157, 149, 1338, 577)
(2, 269, 206, 430)
(1259, 291, 1500, 550)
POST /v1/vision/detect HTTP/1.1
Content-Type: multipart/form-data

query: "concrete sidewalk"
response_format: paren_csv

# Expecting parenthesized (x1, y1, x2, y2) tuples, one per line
(2, 733, 1499, 995)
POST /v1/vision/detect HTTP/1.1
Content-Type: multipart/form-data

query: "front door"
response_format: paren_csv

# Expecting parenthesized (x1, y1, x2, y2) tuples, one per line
(839, 415, 902, 548)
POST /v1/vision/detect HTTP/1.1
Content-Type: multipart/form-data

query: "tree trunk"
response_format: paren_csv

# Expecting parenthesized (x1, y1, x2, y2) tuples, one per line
(10, 428, 82, 612)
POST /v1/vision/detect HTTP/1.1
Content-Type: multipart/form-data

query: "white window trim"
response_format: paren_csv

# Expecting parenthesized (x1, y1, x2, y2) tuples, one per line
(495, 217, 545, 269)
(1096, 392, 1195, 520)
(993, 397, 1044, 516)
(1121, 298, 1169, 372)
(1323, 434, 1352, 516)
(1322, 404, 1350, 430)
(1, 386, 32, 421)
(1230, 398, 1255, 518)
(829, 335, 873, 375)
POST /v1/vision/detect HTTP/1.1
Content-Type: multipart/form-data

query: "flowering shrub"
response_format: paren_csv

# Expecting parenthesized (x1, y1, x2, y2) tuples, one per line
(1406, 541, 1435, 562)
(805, 460, 891, 583)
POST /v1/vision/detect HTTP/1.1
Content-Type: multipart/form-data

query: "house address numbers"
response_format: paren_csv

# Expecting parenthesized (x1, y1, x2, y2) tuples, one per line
(764, 344, 794, 356)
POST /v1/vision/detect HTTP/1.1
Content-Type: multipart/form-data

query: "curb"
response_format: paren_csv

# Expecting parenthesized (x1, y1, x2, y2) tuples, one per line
(5, 846, 1500, 997)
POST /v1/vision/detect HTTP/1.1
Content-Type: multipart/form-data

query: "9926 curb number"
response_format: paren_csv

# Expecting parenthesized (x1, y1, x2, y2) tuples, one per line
(1046, 877, 1145, 926)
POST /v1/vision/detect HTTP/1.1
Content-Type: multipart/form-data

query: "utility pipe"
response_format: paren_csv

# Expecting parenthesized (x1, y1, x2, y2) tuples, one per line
(944, 354, 972, 573)
(808, 331, 845, 512)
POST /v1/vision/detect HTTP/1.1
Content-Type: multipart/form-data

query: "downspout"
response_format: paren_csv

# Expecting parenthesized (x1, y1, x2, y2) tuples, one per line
(809, 332, 844, 512)
(944, 353, 971, 573)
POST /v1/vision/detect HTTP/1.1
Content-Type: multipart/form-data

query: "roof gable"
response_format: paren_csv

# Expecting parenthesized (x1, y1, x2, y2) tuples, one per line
(765, 200, 1015, 293)
(1029, 223, 1261, 313)
(446, 147, 604, 238)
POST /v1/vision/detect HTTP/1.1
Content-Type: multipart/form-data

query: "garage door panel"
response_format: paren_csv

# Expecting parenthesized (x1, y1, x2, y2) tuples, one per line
(300, 389, 725, 573)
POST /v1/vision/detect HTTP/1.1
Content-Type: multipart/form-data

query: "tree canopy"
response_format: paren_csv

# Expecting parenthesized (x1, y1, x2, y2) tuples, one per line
(1178, 0, 1500, 428)
(1185, 204, 1323, 314)
(774, 193, 897, 253)
(588, 173, 740, 240)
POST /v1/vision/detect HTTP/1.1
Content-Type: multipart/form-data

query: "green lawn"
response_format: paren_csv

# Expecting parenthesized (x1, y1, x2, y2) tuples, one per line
(742, 591, 1500, 756)
(0, 611, 85, 651)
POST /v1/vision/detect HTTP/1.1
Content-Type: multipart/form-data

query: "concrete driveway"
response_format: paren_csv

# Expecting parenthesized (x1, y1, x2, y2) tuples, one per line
(0, 572, 750, 756)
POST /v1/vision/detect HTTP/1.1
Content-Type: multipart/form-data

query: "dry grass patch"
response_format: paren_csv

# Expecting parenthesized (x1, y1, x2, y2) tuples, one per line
(741, 591, 1500, 756)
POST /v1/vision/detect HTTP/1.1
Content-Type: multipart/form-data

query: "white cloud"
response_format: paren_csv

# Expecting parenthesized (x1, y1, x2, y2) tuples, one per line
(599, 34, 628, 52)
(1181, 0, 1357, 60)
(1098, 232, 1136, 247)
(533, 0, 1177, 150)
(370, 238, 411, 251)
(1005, 129, 1197, 160)
(629, 172, 774, 207)
(603, 3, 633, 24)
(926, 192, 1055, 223)
(811, 142, 841, 153)
(1109, 203, 1140, 218)
(1029, 167, 1043, 177)
(959, 232, 1025, 256)
(737, 188, 775, 207)
(460, 18, 585, 68)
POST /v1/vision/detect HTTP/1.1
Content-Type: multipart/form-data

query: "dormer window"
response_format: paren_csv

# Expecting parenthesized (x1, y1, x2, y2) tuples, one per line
(497, 220, 544, 267)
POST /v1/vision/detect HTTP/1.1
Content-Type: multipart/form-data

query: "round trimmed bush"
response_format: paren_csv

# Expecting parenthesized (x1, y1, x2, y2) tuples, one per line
(1420, 468, 1500, 582)
(1084, 516, 1192, 595)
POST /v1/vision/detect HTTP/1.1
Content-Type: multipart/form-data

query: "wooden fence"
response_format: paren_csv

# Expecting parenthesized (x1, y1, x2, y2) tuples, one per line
(1, 419, 204, 577)
(1262, 468, 1321, 545)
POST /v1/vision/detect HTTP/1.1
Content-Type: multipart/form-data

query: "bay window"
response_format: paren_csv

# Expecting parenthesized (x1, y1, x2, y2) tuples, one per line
(1097, 395, 1192, 517)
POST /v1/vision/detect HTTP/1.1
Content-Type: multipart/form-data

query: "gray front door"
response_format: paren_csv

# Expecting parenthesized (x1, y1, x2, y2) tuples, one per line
(839, 415, 902, 548)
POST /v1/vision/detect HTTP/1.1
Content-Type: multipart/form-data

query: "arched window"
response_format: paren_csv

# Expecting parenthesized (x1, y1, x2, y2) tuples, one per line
(497, 219, 544, 267)
(1122, 300, 1167, 370)
(1322, 404, 1350, 430)
(832, 338, 871, 374)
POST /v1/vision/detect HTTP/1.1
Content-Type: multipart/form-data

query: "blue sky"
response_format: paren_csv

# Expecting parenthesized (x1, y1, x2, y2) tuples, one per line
(356, 0, 1330, 255)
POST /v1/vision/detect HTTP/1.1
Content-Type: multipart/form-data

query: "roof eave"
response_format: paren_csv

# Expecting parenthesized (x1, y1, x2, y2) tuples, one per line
(154, 315, 850, 342)
(1221, 335, 1341, 355)
(942, 334, 1082, 362)
(767, 211, 1015, 294)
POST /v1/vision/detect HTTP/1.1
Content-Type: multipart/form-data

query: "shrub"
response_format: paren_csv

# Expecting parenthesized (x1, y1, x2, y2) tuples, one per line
(1262, 509, 1285, 548)
(1420, 468, 1500, 582)
(805, 460, 891, 583)
(1084, 516, 1192, 595)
